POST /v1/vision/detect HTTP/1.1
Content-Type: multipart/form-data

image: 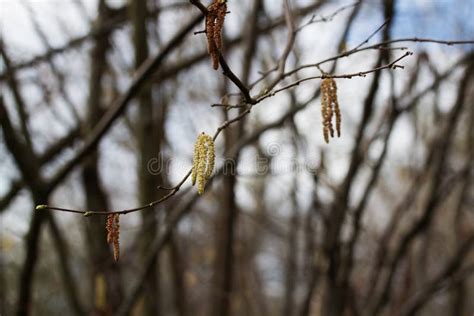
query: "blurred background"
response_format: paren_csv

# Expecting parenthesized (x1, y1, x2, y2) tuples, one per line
(1, 0, 473, 315)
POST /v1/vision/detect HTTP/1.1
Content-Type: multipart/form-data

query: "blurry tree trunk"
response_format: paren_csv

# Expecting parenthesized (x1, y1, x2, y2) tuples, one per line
(212, 145, 238, 316)
(212, 78, 237, 316)
(451, 221, 469, 316)
(299, 172, 322, 316)
(211, 3, 262, 314)
(282, 128, 300, 316)
(451, 95, 473, 316)
(222, 140, 269, 316)
(130, 0, 165, 314)
(282, 181, 299, 316)
(81, 1, 123, 314)
(47, 214, 85, 316)
(298, 5, 362, 315)
(2, 42, 45, 316)
(169, 232, 188, 316)
(15, 202, 45, 316)
(321, 2, 394, 315)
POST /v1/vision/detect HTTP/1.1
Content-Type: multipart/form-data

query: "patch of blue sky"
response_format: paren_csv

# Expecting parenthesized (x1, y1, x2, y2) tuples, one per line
(394, 0, 474, 40)
(344, 0, 473, 51)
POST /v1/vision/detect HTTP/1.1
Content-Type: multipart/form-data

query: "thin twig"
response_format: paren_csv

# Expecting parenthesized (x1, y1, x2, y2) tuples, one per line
(282, 38, 474, 80)
(257, 52, 413, 103)
(295, 1, 360, 33)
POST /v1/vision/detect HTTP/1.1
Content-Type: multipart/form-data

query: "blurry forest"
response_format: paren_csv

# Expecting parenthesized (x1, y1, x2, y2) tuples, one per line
(1, 0, 474, 315)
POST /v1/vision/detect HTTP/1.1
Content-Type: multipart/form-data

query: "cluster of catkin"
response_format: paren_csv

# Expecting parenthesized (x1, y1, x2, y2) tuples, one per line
(206, 0, 227, 70)
(192, 133, 215, 194)
(106, 214, 120, 262)
(320, 78, 341, 143)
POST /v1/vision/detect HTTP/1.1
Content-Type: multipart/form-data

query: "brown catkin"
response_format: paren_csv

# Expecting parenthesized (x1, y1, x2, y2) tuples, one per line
(327, 93, 334, 138)
(328, 78, 340, 137)
(113, 215, 120, 262)
(333, 85, 341, 137)
(206, 5, 218, 69)
(105, 214, 120, 262)
(106, 214, 114, 244)
(321, 92, 329, 143)
(214, 1, 227, 51)
(321, 79, 330, 143)
(206, 0, 227, 70)
(320, 78, 341, 143)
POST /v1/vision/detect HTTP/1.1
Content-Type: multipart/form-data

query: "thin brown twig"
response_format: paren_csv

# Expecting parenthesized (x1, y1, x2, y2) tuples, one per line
(295, 1, 361, 33)
(253, 1, 363, 88)
(350, 18, 391, 52)
(282, 37, 474, 80)
(211, 103, 247, 109)
(257, 51, 413, 103)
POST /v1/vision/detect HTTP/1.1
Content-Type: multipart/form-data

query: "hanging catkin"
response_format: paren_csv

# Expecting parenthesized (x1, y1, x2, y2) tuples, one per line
(321, 78, 341, 143)
(106, 213, 120, 261)
(206, 0, 227, 70)
(192, 133, 215, 194)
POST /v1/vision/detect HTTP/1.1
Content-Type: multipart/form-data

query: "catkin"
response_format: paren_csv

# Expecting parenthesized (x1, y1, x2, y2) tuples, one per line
(192, 133, 215, 194)
(320, 78, 341, 143)
(206, 4, 217, 68)
(214, 1, 227, 51)
(106, 214, 120, 262)
(205, 137, 215, 180)
(191, 135, 203, 185)
(196, 136, 208, 194)
(321, 88, 330, 143)
(206, 0, 227, 70)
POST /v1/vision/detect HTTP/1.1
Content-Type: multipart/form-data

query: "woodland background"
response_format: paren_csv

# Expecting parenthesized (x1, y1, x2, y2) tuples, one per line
(1, 0, 474, 315)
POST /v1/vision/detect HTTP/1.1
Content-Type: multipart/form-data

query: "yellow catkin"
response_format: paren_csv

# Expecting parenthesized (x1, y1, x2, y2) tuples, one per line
(105, 214, 120, 262)
(205, 135, 215, 179)
(192, 133, 215, 194)
(197, 136, 208, 194)
(192, 134, 205, 185)
(320, 78, 341, 143)
(206, 0, 227, 70)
